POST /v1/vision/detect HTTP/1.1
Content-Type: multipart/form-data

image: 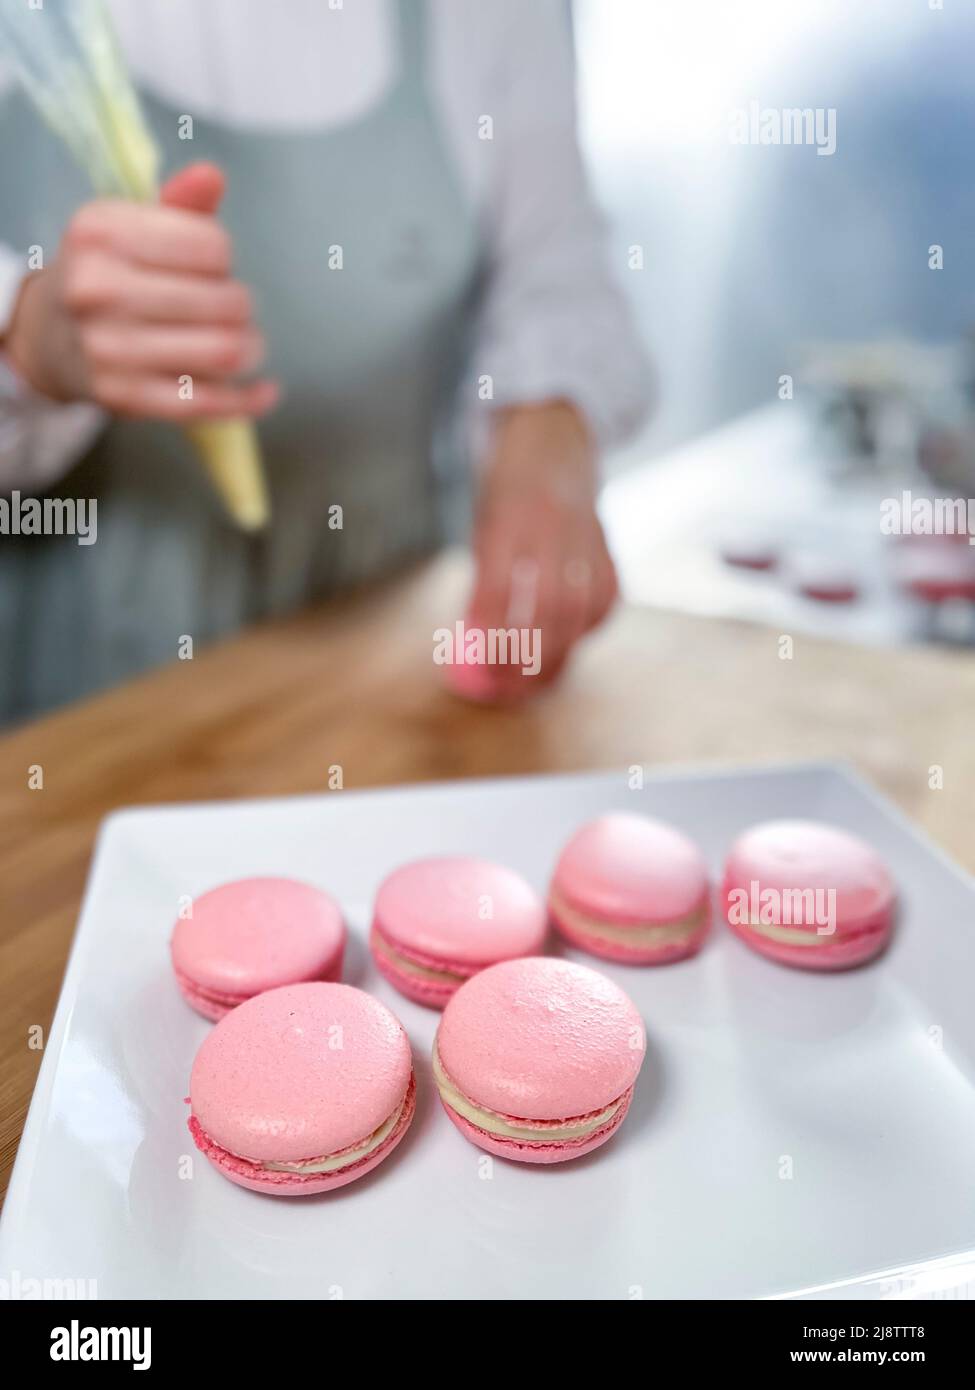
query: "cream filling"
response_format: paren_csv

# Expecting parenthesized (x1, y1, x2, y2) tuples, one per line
(550, 890, 707, 947)
(262, 1096, 405, 1175)
(432, 1045, 621, 1144)
(745, 919, 835, 947)
(372, 929, 468, 985)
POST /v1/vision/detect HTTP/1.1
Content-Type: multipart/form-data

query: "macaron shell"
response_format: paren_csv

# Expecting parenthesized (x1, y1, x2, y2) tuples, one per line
(190, 982, 412, 1164)
(722, 821, 895, 924)
(443, 623, 537, 704)
(551, 813, 709, 924)
(172, 877, 346, 1000)
(439, 1083, 632, 1164)
(189, 1073, 416, 1195)
(372, 857, 547, 968)
(437, 957, 645, 1121)
(174, 971, 249, 1023)
(444, 652, 504, 702)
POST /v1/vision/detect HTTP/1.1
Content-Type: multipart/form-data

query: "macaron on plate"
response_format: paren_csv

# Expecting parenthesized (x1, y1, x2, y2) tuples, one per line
(188, 983, 415, 1194)
(171, 876, 346, 1020)
(549, 812, 710, 964)
(7, 765, 972, 1299)
(722, 819, 895, 969)
(434, 957, 645, 1162)
(371, 856, 547, 1007)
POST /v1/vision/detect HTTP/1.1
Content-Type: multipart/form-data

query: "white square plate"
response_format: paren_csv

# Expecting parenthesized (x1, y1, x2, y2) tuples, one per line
(2, 763, 974, 1300)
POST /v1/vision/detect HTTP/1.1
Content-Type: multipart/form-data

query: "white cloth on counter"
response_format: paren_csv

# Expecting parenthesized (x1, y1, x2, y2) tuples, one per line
(0, 0, 651, 492)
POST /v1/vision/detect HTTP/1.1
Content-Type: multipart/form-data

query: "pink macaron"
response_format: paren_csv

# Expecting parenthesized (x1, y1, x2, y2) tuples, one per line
(370, 856, 547, 1008)
(443, 628, 503, 703)
(721, 819, 895, 970)
(549, 813, 710, 965)
(188, 982, 415, 1195)
(171, 877, 346, 1021)
(434, 957, 646, 1164)
(442, 619, 539, 703)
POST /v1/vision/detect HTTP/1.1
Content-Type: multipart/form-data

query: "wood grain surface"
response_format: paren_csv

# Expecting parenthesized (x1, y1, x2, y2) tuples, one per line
(1, 551, 973, 1204)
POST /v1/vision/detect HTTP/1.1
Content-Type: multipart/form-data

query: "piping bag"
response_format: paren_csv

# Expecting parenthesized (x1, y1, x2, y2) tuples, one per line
(0, 0, 269, 531)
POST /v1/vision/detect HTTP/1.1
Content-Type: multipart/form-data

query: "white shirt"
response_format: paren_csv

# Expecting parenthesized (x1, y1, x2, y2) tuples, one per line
(0, 0, 651, 490)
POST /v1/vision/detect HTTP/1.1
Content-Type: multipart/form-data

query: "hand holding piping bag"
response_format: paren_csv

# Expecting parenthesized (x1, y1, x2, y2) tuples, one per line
(157, 163, 275, 532)
(5, 161, 277, 530)
(0, 0, 273, 530)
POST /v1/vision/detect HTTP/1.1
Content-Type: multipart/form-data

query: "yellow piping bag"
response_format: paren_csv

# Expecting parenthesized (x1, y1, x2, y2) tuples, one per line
(0, 0, 269, 530)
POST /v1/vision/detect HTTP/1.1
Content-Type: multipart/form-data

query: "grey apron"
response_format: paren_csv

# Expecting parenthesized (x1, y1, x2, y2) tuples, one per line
(0, 0, 480, 721)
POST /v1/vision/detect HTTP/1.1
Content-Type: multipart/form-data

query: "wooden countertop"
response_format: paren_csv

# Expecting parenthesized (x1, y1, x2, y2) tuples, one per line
(1, 550, 973, 1204)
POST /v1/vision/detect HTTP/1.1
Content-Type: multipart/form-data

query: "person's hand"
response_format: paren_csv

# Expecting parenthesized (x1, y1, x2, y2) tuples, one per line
(2, 162, 278, 421)
(467, 400, 618, 697)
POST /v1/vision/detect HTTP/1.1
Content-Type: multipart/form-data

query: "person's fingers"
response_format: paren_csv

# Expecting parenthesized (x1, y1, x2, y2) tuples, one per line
(469, 505, 619, 698)
(560, 547, 594, 652)
(130, 270, 253, 326)
(64, 200, 232, 276)
(159, 162, 226, 216)
(585, 530, 620, 630)
(477, 545, 566, 694)
(89, 371, 279, 421)
(61, 252, 253, 325)
(504, 555, 542, 627)
(487, 553, 546, 694)
(468, 527, 517, 634)
(80, 320, 265, 377)
(466, 529, 536, 697)
(496, 532, 606, 689)
(531, 545, 575, 686)
(471, 522, 576, 690)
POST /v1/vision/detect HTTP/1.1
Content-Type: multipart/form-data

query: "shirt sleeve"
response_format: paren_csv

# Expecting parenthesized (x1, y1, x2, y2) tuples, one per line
(469, 0, 653, 456)
(0, 244, 105, 493)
